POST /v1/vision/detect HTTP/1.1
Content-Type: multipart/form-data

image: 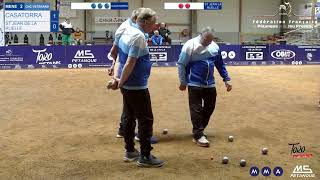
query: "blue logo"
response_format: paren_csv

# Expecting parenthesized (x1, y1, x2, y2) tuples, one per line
(98, 3, 103, 9)
(91, 3, 96, 9)
(250, 166, 259, 176)
(273, 167, 284, 176)
(262, 167, 272, 176)
(104, 3, 110, 9)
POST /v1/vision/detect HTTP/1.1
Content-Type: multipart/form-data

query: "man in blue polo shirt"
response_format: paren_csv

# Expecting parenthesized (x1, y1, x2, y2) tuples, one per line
(178, 27, 232, 147)
(115, 8, 164, 168)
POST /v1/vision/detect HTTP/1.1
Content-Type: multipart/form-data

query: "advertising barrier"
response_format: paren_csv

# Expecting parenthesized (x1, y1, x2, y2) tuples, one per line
(0, 44, 319, 69)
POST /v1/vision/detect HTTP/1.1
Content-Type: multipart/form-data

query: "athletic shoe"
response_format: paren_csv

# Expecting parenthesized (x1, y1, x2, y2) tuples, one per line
(193, 136, 210, 147)
(116, 134, 124, 138)
(123, 149, 140, 162)
(134, 135, 158, 144)
(137, 154, 165, 168)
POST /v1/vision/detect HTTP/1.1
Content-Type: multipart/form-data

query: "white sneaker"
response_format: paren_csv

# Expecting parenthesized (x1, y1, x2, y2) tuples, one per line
(193, 136, 210, 147)
(134, 135, 140, 141)
(116, 134, 123, 138)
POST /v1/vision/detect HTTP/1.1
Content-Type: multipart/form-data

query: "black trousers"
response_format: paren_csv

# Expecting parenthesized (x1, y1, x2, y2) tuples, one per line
(117, 107, 126, 136)
(188, 86, 217, 140)
(121, 88, 153, 156)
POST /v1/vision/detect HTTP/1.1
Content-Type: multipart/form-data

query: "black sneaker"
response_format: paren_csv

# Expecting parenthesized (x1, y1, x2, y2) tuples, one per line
(123, 149, 140, 162)
(137, 154, 165, 168)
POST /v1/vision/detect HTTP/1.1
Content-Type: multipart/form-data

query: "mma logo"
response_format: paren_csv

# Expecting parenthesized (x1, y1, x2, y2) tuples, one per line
(150, 52, 167, 61)
(74, 50, 95, 59)
(291, 165, 315, 178)
(250, 166, 283, 177)
(221, 51, 236, 60)
(246, 52, 263, 60)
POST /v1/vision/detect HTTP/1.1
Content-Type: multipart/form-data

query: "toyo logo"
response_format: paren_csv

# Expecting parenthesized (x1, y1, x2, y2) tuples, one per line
(32, 49, 52, 63)
(271, 49, 295, 60)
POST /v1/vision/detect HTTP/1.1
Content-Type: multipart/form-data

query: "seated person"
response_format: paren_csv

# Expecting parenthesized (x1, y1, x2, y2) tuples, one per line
(73, 28, 83, 45)
(151, 30, 164, 45)
(159, 22, 172, 45)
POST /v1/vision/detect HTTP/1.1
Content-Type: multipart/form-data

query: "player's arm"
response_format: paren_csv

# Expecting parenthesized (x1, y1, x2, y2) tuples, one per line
(214, 50, 232, 92)
(109, 45, 118, 61)
(117, 57, 137, 88)
(107, 45, 119, 76)
(113, 57, 120, 79)
(177, 45, 191, 91)
(117, 35, 143, 88)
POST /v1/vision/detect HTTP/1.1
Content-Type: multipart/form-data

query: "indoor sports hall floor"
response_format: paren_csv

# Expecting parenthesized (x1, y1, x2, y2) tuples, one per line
(0, 66, 319, 180)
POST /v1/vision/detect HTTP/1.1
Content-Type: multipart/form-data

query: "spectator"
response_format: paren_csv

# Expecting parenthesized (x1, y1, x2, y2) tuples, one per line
(59, 18, 75, 45)
(5, 32, 10, 45)
(23, 34, 28, 44)
(48, 34, 54, 45)
(158, 22, 171, 45)
(40, 34, 45, 46)
(151, 30, 164, 45)
(73, 28, 82, 45)
(179, 29, 190, 44)
(13, 34, 18, 43)
(57, 34, 62, 45)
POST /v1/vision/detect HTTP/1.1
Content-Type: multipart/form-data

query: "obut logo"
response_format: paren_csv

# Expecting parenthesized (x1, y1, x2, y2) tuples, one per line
(271, 49, 295, 60)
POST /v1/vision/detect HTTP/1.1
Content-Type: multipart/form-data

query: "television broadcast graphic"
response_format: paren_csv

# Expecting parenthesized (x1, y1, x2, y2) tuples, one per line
(0, 0, 319, 180)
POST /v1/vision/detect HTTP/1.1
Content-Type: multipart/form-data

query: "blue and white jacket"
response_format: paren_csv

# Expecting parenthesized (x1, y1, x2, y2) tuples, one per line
(117, 24, 151, 90)
(114, 18, 135, 46)
(178, 35, 230, 88)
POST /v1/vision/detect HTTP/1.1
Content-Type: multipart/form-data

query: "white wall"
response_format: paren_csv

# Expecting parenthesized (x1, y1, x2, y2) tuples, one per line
(197, 0, 240, 43)
(291, 0, 313, 16)
(5, 0, 314, 45)
(241, 0, 281, 34)
(144, 0, 190, 41)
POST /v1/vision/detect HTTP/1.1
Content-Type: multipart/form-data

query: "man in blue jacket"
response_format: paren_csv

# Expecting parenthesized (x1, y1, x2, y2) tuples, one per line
(151, 30, 164, 45)
(178, 27, 232, 147)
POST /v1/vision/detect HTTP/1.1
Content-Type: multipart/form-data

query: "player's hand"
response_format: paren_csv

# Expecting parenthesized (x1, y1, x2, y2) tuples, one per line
(107, 78, 119, 90)
(179, 84, 187, 91)
(225, 82, 232, 92)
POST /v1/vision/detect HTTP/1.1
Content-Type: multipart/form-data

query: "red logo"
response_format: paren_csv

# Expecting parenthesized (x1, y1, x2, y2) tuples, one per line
(178, 3, 184, 9)
(289, 143, 313, 158)
(185, 3, 190, 9)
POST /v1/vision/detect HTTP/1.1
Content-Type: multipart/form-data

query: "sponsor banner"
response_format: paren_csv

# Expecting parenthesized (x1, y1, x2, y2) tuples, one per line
(0, 45, 65, 69)
(0, 45, 320, 69)
(241, 45, 269, 61)
(269, 45, 297, 61)
(295, 46, 320, 62)
(220, 45, 241, 61)
(65, 45, 112, 68)
(149, 46, 178, 62)
(26, 46, 65, 68)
